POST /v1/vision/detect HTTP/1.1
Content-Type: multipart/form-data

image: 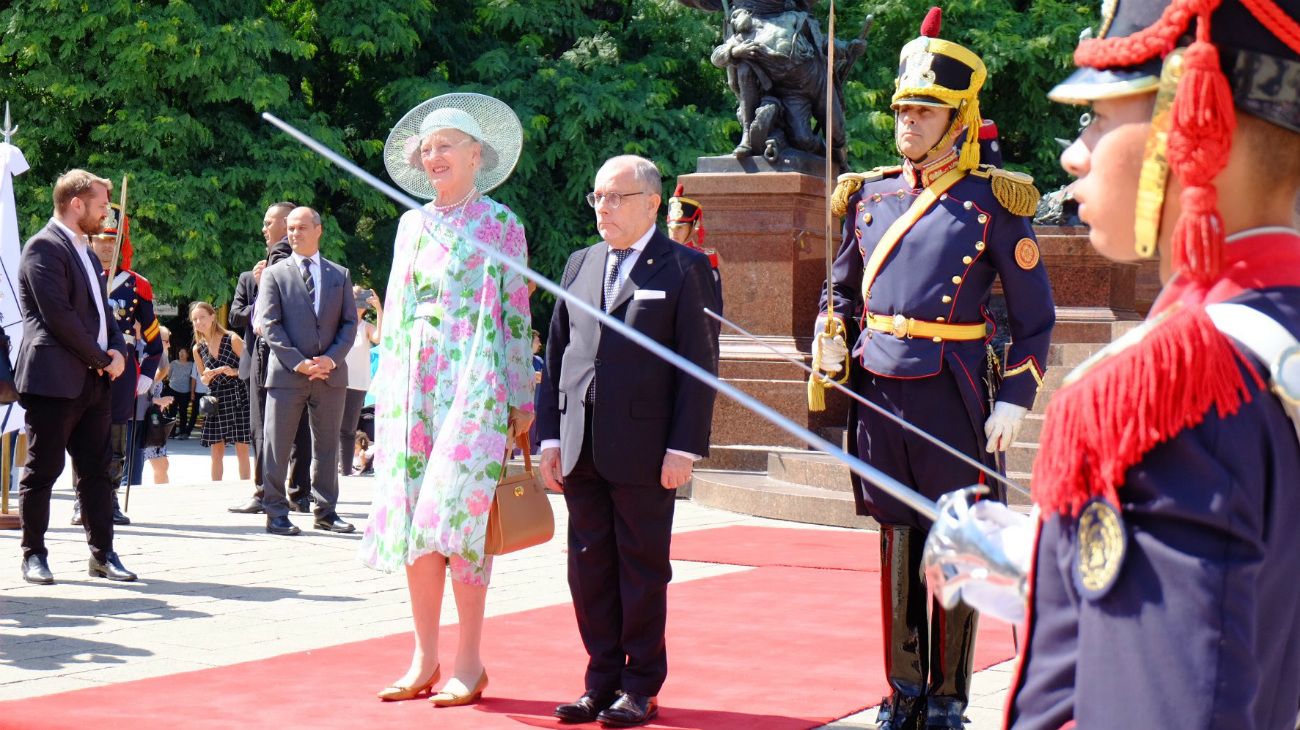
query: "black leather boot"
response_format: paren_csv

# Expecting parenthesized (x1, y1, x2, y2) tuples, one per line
(875, 525, 927, 730)
(925, 596, 978, 729)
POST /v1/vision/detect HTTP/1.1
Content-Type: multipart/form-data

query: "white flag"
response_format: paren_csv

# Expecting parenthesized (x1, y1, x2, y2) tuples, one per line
(0, 141, 28, 434)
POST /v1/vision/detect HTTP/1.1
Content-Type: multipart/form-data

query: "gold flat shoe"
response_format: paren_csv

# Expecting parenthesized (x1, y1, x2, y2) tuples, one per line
(377, 665, 441, 701)
(429, 669, 488, 707)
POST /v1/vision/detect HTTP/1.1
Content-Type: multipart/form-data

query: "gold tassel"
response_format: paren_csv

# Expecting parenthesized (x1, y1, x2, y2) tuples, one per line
(831, 176, 863, 218)
(991, 170, 1041, 217)
(957, 102, 981, 171)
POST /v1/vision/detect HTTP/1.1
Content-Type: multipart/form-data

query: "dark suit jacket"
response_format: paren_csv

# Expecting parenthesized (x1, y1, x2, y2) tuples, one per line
(256, 253, 357, 389)
(229, 238, 293, 380)
(537, 228, 720, 486)
(15, 221, 128, 398)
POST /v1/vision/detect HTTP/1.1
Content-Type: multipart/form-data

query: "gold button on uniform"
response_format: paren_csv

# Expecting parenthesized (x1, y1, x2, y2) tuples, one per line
(962, 255, 973, 265)
(975, 242, 986, 251)
(863, 213, 872, 224)
(963, 201, 974, 210)
(936, 316, 946, 322)
(951, 275, 962, 285)
(942, 295, 952, 303)
(978, 214, 989, 224)
(932, 336, 942, 343)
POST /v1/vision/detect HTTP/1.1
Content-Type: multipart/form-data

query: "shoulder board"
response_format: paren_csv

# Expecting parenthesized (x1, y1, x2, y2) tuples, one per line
(131, 271, 155, 300)
(832, 166, 901, 217)
(975, 166, 1040, 217)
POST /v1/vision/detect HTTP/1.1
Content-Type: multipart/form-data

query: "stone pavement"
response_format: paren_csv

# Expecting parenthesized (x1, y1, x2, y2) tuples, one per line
(0, 437, 1014, 728)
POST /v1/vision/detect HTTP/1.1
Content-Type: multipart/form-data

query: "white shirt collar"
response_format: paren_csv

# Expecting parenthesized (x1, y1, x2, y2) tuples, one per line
(1226, 226, 1300, 242)
(609, 225, 655, 255)
(51, 217, 86, 247)
(290, 250, 322, 267)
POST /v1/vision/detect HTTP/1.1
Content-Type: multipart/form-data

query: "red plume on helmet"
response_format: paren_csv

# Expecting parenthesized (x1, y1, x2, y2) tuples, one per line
(920, 6, 943, 36)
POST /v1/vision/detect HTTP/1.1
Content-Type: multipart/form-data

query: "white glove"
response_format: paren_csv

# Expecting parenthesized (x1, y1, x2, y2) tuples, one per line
(922, 487, 1034, 624)
(984, 401, 1028, 453)
(811, 323, 848, 375)
(135, 375, 154, 397)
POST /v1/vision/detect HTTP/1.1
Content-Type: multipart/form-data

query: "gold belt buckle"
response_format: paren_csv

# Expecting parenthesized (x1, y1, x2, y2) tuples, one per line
(892, 313, 910, 339)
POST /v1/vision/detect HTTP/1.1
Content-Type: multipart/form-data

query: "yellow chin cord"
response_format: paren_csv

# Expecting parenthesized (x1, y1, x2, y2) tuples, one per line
(1134, 49, 1185, 258)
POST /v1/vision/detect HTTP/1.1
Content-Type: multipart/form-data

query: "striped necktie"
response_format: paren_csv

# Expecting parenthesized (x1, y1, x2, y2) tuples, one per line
(301, 258, 316, 308)
(587, 247, 634, 403)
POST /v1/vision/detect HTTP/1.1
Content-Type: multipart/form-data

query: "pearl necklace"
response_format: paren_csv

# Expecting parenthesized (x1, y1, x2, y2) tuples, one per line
(433, 186, 478, 213)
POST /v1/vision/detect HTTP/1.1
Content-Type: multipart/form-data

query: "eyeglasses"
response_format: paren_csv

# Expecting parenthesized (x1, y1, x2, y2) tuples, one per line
(585, 191, 645, 209)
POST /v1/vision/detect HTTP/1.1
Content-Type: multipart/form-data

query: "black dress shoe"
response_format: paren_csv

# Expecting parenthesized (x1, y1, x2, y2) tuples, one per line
(111, 507, 131, 526)
(266, 516, 301, 535)
(313, 514, 356, 533)
(70, 503, 83, 526)
(227, 498, 265, 514)
(21, 555, 54, 585)
(597, 693, 658, 728)
(290, 498, 312, 513)
(555, 689, 618, 723)
(89, 552, 137, 581)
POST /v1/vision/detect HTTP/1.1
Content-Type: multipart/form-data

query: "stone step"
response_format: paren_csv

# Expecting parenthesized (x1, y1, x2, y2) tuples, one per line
(1004, 472, 1034, 506)
(698, 444, 807, 473)
(1004, 439, 1042, 475)
(690, 470, 876, 529)
(1018, 412, 1047, 441)
(767, 451, 854, 492)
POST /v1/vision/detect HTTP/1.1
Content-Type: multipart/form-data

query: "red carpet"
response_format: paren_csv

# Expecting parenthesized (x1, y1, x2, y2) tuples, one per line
(670, 525, 881, 572)
(0, 529, 1014, 729)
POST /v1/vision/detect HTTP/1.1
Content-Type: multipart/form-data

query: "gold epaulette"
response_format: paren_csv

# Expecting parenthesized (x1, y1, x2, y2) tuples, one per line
(831, 165, 902, 218)
(971, 165, 1040, 217)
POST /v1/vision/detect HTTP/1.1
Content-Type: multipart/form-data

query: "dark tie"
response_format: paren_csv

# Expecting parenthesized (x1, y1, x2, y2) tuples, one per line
(602, 248, 633, 312)
(301, 258, 316, 308)
(588, 248, 634, 403)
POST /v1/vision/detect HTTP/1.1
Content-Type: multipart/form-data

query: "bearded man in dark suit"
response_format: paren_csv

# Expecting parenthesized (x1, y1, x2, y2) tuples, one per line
(15, 169, 135, 584)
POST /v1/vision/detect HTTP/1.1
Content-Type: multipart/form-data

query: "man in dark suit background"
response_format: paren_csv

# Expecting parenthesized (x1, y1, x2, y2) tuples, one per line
(538, 155, 719, 728)
(16, 169, 135, 584)
(256, 206, 357, 536)
(227, 201, 313, 515)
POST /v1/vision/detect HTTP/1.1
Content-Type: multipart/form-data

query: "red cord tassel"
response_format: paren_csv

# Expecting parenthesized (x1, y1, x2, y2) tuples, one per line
(1032, 305, 1261, 517)
(1166, 35, 1236, 282)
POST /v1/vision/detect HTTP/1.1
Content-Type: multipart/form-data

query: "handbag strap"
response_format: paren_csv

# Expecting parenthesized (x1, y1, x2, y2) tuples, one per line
(500, 432, 532, 475)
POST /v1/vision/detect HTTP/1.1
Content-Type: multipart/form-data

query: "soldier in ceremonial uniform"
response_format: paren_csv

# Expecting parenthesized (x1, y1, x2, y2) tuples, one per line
(666, 183, 722, 302)
(920, 0, 1300, 728)
(812, 7, 1056, 728)
(74, 205, 162, 525)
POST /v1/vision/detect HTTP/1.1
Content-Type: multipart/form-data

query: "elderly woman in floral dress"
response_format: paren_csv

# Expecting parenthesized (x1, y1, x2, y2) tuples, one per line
(361, 93, 534, 708)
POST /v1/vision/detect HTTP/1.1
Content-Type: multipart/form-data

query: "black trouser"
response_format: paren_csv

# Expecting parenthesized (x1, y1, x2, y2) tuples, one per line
(18, 374, 115, 562)
(337, 388, 366, 475)
(562, 414, 676, 697)
(168, 389, 196, 434)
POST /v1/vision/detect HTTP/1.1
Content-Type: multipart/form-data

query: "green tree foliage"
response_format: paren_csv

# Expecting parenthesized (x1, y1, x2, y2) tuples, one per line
(0, 0, 1086, 321)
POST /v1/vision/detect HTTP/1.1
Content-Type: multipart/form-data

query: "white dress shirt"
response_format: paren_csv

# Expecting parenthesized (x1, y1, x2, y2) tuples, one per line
(542, 225, 700, 462)
(290, 250, 323, 315)
(51, 218, 108, 351)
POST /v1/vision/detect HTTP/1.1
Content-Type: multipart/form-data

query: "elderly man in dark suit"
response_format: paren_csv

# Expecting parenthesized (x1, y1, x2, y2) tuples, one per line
(538, 155, 720, 728)
(255, 206, 357, 536)
(15, 169, 135, 584)
(227, 201, 313, 515)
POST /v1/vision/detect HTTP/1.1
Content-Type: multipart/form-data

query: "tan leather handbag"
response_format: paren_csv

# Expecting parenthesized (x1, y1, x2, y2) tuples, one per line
(485, 434, 555, 555)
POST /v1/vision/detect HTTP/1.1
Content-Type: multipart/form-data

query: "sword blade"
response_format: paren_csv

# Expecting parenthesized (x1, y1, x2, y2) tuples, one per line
(705, 307, 1029, 497)
(261, 111, 942, 523)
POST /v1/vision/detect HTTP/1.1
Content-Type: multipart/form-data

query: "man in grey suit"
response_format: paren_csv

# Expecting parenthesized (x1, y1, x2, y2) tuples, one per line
(255, 206, 357, 535)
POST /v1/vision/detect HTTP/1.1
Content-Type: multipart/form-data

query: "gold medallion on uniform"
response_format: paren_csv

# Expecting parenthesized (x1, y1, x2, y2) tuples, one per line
(1073, 497, 1126, 599)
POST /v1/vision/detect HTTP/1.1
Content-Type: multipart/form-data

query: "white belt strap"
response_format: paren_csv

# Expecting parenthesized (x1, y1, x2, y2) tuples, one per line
(1206, 302, 1300, 444)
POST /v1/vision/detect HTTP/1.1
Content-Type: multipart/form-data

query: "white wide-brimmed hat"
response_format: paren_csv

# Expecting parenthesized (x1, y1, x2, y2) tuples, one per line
(384, 92, 523, 200)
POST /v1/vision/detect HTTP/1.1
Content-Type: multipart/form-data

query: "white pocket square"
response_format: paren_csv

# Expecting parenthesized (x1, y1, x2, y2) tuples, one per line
(633, 289, 666, 300)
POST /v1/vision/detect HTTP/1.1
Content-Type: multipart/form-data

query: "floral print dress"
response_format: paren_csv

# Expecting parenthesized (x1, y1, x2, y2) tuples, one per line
(359, 195, 533, 585)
